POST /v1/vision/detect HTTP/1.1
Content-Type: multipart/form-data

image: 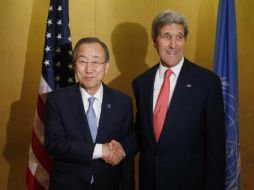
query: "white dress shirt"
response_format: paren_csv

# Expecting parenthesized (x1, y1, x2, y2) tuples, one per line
(80, 83, 103, 159)
(153, 57, 184, 111)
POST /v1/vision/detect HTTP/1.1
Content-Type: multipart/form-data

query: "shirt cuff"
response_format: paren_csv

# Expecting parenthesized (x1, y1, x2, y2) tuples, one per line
(92, 144, 102, 159)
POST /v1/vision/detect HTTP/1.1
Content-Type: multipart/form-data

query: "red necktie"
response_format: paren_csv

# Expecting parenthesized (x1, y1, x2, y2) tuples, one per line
(153, 69, 173, 142)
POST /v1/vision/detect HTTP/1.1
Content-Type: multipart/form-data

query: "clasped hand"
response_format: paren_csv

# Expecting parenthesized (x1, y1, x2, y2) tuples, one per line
(102, 140, 126, 166)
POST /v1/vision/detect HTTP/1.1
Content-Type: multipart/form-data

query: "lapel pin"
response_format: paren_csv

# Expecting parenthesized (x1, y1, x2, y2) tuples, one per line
(186, 84, 192, 88)
(107, 104, 111, 109)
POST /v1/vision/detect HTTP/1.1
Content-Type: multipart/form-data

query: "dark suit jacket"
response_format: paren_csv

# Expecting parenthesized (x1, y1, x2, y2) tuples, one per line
(44, 83, 136, 190)
(132, 58, 225, 190)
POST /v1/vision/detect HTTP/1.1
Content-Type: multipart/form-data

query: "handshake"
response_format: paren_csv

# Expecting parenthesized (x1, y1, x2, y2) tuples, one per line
(102, 140, 126, 166)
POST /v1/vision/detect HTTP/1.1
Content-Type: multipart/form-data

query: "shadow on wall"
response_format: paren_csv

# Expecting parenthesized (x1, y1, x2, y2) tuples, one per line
(109, 22, 150, 97)
(109, 22, 150, 190)
(3, 0, 46, 189)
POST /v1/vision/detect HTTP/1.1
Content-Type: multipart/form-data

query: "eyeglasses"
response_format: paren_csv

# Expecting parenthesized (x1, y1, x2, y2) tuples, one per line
(77, 59, 108, 68)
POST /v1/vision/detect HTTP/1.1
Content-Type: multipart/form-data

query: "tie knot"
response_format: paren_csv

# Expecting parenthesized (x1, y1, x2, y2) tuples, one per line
(164, 69, 173, 78)
(88, 96, 96, 106)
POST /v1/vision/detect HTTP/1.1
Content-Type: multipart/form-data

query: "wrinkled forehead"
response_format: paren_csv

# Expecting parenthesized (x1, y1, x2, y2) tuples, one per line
(159, 23, 184, 33)
(77, 55, 101, 60)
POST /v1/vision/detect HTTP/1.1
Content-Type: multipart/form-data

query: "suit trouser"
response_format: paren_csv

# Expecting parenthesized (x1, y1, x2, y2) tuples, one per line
(88, 183, 95, 190)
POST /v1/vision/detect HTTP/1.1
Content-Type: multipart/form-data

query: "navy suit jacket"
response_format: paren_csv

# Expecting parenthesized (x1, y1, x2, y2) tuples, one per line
(44, 83, 136, 190)
(132, 58, 225, 190)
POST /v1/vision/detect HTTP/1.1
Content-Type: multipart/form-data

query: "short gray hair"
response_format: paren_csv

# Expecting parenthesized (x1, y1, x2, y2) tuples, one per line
(151, 10, 189, 41)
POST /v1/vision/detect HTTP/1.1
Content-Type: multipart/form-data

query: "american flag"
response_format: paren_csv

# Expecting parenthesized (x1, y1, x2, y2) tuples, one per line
(26, 0, 75, 189)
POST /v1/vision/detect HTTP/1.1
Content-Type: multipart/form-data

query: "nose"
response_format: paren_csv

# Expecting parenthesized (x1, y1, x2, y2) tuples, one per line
(169, 37, 176, 49)
(85, 62, 93, 73)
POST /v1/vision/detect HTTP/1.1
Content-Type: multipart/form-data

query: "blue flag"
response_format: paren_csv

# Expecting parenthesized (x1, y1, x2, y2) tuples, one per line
(213, 0, 241, 189)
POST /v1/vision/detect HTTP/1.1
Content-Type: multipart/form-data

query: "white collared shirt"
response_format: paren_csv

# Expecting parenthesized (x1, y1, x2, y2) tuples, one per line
(80, 83, 103, 159)
(80, 84, 103, 125)
(153, 57, 184, 111)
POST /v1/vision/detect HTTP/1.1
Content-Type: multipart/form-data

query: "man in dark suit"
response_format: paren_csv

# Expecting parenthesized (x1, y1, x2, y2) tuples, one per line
(45, 37, 136, 190)
(132, 10, 225, 190)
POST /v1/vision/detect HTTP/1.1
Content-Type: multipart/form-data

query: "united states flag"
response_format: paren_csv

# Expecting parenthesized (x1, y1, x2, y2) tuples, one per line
(26, 0, 75, 189)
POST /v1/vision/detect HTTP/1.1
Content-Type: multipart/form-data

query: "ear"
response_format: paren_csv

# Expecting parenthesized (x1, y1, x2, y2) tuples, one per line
(105, 62, 110, 74)
(153, 42, 158, 49)
(152, 38, 157, 48)
(73, 62, 77, 71)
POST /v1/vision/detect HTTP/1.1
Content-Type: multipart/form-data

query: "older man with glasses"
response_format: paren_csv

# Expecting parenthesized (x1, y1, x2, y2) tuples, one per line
(45, 37, 137, 190)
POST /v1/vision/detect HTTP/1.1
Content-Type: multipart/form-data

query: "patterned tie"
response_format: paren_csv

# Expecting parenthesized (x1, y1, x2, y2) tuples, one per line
(86, 97, 98, 142)
(153, 69, 173, 142)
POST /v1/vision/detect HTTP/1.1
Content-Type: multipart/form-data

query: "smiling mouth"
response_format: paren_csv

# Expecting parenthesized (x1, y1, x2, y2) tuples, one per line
(166, 50, 177, 55)
(84, 76, 94, 80)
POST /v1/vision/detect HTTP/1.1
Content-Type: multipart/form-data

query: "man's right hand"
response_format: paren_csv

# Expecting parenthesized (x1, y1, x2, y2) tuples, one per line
(102, 140, 126, 166)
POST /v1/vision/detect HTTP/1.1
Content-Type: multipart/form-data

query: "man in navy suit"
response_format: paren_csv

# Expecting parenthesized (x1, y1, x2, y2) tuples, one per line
(132, 10, 225, 190)
(45, 37, 136, 190)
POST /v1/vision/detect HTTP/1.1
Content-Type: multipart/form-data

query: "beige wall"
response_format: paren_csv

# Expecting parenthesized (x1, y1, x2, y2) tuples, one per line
(0, 0, 253, 189)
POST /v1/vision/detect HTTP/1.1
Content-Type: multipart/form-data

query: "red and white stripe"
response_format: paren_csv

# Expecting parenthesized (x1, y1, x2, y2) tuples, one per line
(26, 77, 52, 190)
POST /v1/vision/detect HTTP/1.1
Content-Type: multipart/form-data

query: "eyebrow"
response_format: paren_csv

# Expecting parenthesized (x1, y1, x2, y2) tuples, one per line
(77, 55, 101, 59)
(161, 31, 184, 35)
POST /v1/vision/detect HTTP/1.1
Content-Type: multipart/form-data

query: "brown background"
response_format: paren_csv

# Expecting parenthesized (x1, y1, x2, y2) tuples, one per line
(0, 0, 253, 189)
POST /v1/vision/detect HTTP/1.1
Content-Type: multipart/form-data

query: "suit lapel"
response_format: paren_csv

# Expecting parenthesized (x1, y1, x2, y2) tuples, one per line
(142, 65, 159, 144)
(158, 60, 195, 145)
(96, 84, 113, 142)
(69, 84, 94, 142)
